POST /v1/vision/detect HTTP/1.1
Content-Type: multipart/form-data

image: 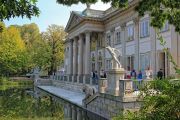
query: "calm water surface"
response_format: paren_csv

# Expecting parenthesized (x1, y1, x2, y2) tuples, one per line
(0, 85, 64, 120)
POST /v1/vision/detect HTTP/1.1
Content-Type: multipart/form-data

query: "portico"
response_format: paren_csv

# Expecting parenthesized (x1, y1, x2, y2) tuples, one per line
(64, 8, 104, 84)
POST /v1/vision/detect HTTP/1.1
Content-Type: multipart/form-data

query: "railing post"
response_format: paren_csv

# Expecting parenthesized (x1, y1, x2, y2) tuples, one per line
(99, 78, 107, 93)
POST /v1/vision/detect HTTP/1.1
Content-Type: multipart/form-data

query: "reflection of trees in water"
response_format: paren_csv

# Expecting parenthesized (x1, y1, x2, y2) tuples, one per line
(0, 87, 64, 119)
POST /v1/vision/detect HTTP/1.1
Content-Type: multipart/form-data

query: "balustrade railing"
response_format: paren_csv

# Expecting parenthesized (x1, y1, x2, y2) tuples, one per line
(119, 79, 152, 96)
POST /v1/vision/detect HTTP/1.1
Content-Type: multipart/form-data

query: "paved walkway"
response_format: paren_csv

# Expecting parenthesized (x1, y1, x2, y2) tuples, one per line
(38, 86, 86, 106)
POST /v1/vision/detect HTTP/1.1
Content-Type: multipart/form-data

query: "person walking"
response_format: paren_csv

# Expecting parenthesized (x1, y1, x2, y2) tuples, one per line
(137, 70, 143, 80)
(100, 69, 104, 78)
(131, 69, 137, 79)
(157, 69, 163, 80)
(137, 70, 143, 90)
(94, 71, 99, 85)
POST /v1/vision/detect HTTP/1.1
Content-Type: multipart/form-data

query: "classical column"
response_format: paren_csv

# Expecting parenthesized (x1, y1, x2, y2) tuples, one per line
(134, 18, 140, 72)
(67, 104, 72, 118)
(78, 34, 83, 81)
(72, 105, 77, 120)
(111, 27, 115, 47)
(85, 32, 91, 75)
(77, 108, 82, 120)
(73, 37, 78, 82)
(69, 40, 73, 75)
(121, 23, 126, 69)
(95, 33, 98, 72)
(82, 110, 86, 120)
(150, 27, 157, 76)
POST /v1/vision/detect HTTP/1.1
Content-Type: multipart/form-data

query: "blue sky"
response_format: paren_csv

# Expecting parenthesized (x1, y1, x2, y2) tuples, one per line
(4, 0, 110, 32)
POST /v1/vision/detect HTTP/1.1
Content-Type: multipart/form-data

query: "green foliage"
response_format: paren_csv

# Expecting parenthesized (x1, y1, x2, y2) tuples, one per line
(0, 25, 28, 76)
(114, 79, 180, 120)
(136, 0, 180, 33)
(16, 23, 51, 72)
(0, 0, 39, 21)
(42, 24, 66, 75)
(0, 23, 66, 76)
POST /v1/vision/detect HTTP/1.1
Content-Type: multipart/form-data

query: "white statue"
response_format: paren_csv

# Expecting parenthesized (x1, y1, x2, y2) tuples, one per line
(105, 46, 122, 69)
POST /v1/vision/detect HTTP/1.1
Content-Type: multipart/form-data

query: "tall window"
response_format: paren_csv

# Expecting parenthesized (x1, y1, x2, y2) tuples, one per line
(161, 21, 169, 32)
(106, 34, 111, 46)
(140, 52, 150, 72)
(126, 55, 134, 70)
(140, 19, 150, 38)
(116, 31, 121, 44)
(98, 38, 102, 47)
(106, 60, 112, 70)
(127, 24, 134, 41)
(98, 52, 103, 70)
(91, 53, 95, 71)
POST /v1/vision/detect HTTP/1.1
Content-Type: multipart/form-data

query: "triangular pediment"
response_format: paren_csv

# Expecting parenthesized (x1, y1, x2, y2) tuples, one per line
(65, 12, 84, 32)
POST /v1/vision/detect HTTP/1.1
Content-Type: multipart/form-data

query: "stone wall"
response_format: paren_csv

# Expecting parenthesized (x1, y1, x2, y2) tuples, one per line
(85, 93, 141, 119)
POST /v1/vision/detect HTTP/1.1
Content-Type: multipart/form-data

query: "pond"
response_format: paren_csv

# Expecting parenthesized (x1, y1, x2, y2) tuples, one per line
(0, 81, 64, 120)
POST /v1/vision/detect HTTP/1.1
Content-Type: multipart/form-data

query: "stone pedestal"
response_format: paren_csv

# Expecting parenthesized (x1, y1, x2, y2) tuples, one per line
(99, 78, 107, 93)
(106, 68, 125, 96)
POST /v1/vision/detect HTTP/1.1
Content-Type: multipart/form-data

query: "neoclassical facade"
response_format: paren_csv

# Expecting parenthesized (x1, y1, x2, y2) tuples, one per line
(64, 0, 180, 82)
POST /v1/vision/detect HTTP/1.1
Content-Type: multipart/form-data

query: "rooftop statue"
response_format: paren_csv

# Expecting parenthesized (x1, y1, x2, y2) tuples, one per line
(105, 46, 122, 69)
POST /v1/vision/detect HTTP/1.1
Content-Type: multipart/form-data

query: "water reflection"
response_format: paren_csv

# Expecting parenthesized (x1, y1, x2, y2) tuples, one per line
(0, 86, 64, 120)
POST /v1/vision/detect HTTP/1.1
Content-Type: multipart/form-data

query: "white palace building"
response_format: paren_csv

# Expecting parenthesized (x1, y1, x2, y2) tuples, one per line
(64, 0, 180, 83)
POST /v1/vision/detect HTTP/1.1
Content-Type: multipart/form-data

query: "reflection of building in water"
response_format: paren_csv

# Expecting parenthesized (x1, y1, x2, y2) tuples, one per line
(64, 0, 180, 79)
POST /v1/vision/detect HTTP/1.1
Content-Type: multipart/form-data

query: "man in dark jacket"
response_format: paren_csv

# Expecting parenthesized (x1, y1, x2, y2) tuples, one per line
(157, 69, 163, 79)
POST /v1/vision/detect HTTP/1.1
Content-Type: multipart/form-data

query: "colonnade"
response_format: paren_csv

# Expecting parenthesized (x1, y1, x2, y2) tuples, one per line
(67, 32, 91, 84)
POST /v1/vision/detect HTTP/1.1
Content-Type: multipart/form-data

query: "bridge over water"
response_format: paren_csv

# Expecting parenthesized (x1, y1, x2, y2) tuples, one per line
(34, 75, 149, 120)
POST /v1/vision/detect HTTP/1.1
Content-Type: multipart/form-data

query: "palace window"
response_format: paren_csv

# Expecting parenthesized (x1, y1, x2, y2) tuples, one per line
(126, 55, 134, 70)
(140, 52, 150, 72)
(98, 61, 102, 71)
(92, 63, 95, 72)
(91, 53, 95, 61)
(116, 31, 121, 44)
(161, 21, 169, 32)
(140, 19, 150, 38)
(98, 52, 102, 60)
(106, 60, 112, 70)
(98, 38, 103, 47)
(127, 24, 134, 41)
(106, 34, 111, 46)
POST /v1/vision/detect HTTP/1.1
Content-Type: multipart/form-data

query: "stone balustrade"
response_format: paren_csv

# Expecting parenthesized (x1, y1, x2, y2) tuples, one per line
(52, 74, 96, 86)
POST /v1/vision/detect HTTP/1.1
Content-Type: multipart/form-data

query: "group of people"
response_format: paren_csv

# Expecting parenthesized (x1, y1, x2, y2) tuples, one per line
(125, 69, 143, 80)
(125, 67, 164, 80)
(91, 67, 164, 85)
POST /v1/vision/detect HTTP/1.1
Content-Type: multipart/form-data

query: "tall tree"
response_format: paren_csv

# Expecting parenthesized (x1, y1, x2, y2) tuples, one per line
(0, 0, 39, 32)
(0, 25, 27, 76)
(14, 23, 51, 72)
(0, 0, 39, 20)
(42, 25, 66, 75)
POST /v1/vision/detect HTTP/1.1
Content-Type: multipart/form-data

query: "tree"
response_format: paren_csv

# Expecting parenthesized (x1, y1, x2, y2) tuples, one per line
(0, 0, 39, 32)
(42, 25, 66, 75)
(0, 25, 27, 76)
(14, 23, 51, 73)
(113, 79, 180, 120)
(0, 0, 39, 21)
(56, 0, 180, 33)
